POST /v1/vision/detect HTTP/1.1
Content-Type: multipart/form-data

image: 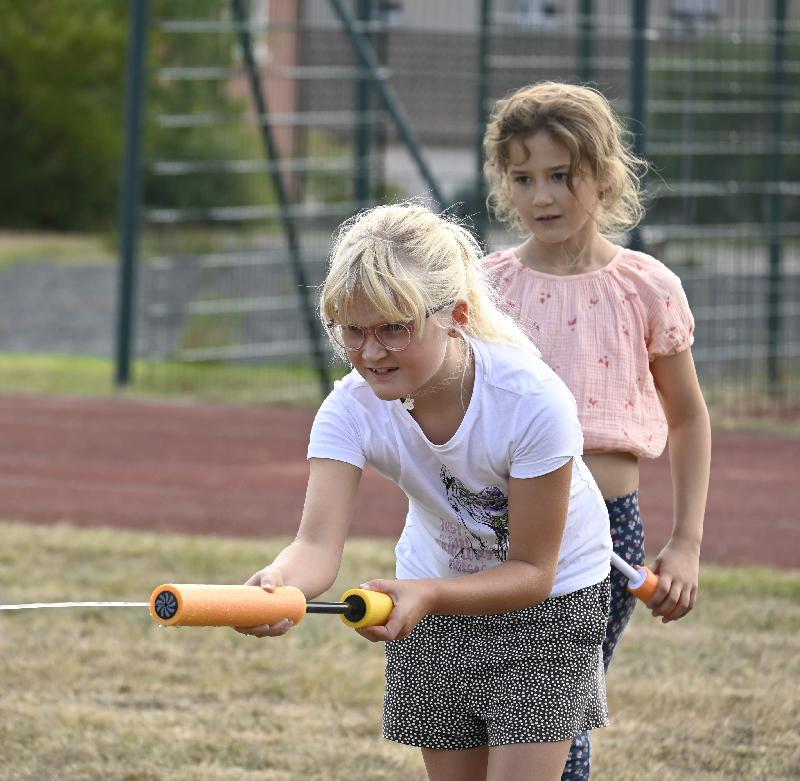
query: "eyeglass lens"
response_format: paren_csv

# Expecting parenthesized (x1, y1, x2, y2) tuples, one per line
(333, 322, 412, 351)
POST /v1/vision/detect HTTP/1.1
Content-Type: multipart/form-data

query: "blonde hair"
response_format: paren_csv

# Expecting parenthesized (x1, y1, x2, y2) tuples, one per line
(320, 202, 537, 360)
(483, 81, 647, 236)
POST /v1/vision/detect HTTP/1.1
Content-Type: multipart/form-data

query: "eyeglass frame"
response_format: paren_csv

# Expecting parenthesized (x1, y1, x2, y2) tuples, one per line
(326, 300, 455, 353)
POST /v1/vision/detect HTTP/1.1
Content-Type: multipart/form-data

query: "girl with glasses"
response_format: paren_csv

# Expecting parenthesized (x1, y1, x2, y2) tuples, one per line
(237, 202, 612, 781)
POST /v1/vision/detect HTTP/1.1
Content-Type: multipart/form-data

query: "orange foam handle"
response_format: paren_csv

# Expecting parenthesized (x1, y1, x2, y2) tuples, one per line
(149, 584, 307, 627)
(339, 588, 394, 629)
(628, 568, 659, 603)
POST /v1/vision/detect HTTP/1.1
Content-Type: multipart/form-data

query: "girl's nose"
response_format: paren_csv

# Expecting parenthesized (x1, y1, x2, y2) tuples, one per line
(532, 186, 554, 206)
(360, 331, 388, 360)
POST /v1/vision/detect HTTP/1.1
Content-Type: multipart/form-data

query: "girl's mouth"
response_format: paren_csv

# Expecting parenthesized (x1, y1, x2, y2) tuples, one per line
(536, 215, 560, 222)
(367, 367, 398, 376)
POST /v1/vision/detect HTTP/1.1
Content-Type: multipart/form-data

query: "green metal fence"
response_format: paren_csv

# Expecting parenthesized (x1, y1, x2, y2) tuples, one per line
(122, 0, 799, 423)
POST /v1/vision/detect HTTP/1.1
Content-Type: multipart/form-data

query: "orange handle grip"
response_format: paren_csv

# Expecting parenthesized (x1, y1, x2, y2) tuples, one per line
(149, 584, 307, 627)
(628, 567, 659, 603)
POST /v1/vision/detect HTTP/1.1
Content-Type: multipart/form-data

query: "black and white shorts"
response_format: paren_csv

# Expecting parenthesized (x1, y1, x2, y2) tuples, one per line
(383, 578, 610, 750)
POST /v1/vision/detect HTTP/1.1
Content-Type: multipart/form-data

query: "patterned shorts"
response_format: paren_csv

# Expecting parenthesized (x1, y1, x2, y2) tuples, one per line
(561, 490, 646, 781)
(383, 578, 611, 750)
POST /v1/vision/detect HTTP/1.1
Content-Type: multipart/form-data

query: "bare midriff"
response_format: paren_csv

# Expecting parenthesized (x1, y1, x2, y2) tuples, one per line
(583, 451, 640, 501)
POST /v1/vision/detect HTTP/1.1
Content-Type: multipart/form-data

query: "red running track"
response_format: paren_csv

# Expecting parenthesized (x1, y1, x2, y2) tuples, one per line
(0, 394, 797, 569)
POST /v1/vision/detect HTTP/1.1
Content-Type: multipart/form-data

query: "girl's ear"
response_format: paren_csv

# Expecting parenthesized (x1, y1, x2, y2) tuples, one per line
(451, 300, 469, 331)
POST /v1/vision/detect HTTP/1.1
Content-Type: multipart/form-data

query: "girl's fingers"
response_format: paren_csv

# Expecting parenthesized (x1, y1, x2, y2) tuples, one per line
(645, 573, 671, 611)
(660, 584, 695, 623)
(651, 583, 679, 617)
(357, 625, 391, 643)
(234, 619, 294, 637)
(243, 568, 284, 591)
(648, 580, 693, 622)
(356, 612, 409, 642)
(360, 579, 394, 596)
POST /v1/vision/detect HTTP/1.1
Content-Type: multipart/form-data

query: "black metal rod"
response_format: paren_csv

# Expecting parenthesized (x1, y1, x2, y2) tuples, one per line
(230, 0, 331, 398)
(578, 0, 593, 84)
(354, 0, 374, 209)
(474, 0, 492, 245)
(115, 0, 150, 387)
(767, 0, 787, 396)
(329, 0, 446, 207)
(305, 601, 350, 615)
(629, 0, 649, 253)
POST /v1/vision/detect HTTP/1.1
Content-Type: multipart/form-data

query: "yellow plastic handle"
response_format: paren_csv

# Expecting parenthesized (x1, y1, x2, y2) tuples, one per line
(338, 588, 394, 629)
(149, 584, 307, 627)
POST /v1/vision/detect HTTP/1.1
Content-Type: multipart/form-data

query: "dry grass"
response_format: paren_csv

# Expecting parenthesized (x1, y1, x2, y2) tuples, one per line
(0, 522, 798, 781)
(0, 231, 115, 267)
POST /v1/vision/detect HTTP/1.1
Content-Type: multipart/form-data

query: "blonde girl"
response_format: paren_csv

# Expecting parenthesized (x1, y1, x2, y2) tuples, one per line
(483, 81, 711, 780)
(238, 202, 613, 781)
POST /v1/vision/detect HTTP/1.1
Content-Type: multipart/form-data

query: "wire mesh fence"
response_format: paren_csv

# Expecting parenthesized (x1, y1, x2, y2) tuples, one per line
(134, 0, 799, 424)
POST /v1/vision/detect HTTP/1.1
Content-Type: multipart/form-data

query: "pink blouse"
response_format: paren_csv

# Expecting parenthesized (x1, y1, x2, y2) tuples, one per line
(484, 246, 695, 459)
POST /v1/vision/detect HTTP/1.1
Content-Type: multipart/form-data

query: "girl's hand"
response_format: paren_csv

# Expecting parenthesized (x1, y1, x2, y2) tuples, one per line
(355, 578, 436, 643)
(234, 566, 294, 638)
(244, 565, 284, 593)
(647, 538, 701, 623)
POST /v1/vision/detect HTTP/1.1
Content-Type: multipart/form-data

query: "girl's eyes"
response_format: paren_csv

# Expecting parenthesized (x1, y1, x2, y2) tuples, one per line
(511, 173, 568, 184)
(381, 323, 408, 334)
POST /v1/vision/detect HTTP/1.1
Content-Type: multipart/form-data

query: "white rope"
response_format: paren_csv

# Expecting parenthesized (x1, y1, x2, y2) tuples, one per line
(0, 602, 149, 611)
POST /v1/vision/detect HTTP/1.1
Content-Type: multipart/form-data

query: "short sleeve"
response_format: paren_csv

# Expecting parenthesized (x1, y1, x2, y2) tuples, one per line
(307, 388, 366, 469)
(646, 269, 696, 360)
(482, 249, 517, 292)
(509, 378, 584, 479)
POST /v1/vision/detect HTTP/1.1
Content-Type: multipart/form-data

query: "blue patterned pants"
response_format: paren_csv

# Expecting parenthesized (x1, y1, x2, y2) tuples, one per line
(561, 491, 646, 781)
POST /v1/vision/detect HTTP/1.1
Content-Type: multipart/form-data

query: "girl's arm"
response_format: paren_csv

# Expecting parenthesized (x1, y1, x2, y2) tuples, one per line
(650, 348, 711, 623)
(239, 458, 362, 636)
(360, 460, 572, 642)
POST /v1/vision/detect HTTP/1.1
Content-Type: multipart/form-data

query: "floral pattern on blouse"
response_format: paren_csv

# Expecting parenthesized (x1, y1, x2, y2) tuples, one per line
(484, 246, 695, 459)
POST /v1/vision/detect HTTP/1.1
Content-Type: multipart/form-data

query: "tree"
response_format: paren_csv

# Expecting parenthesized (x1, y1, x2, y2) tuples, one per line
(0, 0, 275, 232)
(0, 0, 128, 229)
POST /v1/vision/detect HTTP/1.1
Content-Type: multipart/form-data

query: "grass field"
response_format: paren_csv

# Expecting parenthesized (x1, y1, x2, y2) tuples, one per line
(0, 231, 115, 268)
(0, 354, 344, 407)
(1, 522, 798, 781)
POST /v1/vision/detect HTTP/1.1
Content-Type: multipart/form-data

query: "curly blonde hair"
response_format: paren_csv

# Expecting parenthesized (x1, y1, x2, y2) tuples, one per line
(320, 202, 537, 361)
(483, 81, 647, 236)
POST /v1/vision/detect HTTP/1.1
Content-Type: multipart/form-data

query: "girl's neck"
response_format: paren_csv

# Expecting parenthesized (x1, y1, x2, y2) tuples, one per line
(405, 339, 475, 432)
(516, 232, 618, 276)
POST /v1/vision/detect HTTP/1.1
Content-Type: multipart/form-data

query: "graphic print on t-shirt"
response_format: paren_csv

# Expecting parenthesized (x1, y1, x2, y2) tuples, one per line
(438, 464, 509, 574)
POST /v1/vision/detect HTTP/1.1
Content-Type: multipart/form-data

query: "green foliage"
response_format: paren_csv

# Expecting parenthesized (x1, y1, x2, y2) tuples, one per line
(647, 29, 800, 226)
(144, 0, 277, 213)
(0, 0, 276, 232)
(0, 0, 128, 230)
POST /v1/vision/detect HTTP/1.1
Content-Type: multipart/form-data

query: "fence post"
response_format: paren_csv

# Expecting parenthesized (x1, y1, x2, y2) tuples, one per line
(767, 0, 787, 396)
(329, 0, 445, 207)
(354, 0, 374, 210)
(115, 0, 150, 388)
(577, 0, 593, 84)
(474, 0, 492, 246)
(231, 0, 331, 398)
(629, 0, 648, 253)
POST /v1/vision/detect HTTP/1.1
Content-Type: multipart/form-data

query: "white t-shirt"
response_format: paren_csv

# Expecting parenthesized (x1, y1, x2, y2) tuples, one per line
(307, 338, 611, 598)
